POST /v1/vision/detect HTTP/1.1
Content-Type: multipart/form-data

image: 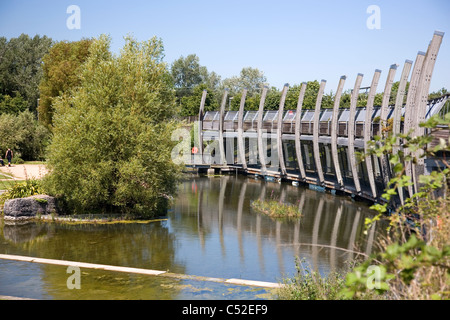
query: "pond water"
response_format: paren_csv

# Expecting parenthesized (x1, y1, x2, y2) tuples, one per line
(0, 175, 384, 300)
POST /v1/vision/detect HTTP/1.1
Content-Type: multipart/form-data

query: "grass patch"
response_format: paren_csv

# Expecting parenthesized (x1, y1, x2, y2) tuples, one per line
(0, 180, 25, 190)
(23, 161, 47, 165)
(250, 199, 301, 218)
(275, 258, 379, 300)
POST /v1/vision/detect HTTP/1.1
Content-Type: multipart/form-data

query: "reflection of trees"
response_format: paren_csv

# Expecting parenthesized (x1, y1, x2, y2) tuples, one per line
(0, 220, 184, 299)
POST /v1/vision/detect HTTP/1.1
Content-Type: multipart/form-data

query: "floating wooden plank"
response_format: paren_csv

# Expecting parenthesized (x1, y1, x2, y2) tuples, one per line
(295, 82, 307, 181)
(364, 69, 381, 198)
(331, 76, 346, 188)
(348, 74, 364, 194)
(277, 84, 290, 176)
(257, 86, 269, 174)
(313, 80, 327, 185)
(237, 89, 248, 169)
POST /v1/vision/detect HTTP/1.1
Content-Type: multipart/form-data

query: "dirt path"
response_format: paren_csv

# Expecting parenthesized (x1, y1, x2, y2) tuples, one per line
(0, 164, 48, 180)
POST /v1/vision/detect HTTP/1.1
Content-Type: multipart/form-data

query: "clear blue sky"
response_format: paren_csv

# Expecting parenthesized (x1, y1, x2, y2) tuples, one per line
(1, 0, 449, 94)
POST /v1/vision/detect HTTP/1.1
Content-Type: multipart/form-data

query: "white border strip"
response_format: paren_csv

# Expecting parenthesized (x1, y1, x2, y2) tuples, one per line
(0, 254, 282, 288)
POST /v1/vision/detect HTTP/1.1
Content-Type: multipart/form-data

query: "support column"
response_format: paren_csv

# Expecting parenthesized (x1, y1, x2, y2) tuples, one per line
(313, 80, 327, 186)
(218, 89, 229, 166)
(197, 90, 207, 165)
(392, 60, 413, 205)
(403, 52, 426, 198)
(331, 76, 346, 188)
(364, 69, 381, 198)
(277, 84, 289, 176)
(412, 31, 444, 192)
(295, 82, 307, 181)
(378, 65, 397, 190)
(237, 89, 248, 169)
(257, 86, 269, 174)
(348, 74, 364, 194)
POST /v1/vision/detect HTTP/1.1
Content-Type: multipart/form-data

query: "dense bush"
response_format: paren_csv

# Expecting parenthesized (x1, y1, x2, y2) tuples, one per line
(0, 110, 50, 161)
(43, 35, 182, 217)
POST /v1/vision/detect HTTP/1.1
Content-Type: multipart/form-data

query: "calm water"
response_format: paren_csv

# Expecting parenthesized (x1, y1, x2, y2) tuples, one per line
(0, 175, 384, 299)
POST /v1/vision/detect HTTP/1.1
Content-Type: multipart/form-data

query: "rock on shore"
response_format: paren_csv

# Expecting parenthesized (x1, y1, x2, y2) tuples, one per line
(3, 195, 60, 221)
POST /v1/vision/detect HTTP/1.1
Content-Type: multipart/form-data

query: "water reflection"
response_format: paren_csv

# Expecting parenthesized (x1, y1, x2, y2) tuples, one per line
(0, 175, 384, 299)
(171, 175, 383, 280)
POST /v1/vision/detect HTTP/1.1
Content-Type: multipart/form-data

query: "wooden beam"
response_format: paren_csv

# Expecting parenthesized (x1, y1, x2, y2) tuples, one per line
(412, 31, 444, 188)
(197, 89, 207, 164)
(218, 89, 229, 165)
(237, 89, 248, 169)
(378, 64, 397, 192)
(392, 60, 413, 205)
(364, 69, 381, 198)
(348, 74, 364, 194)
(277, 84, 290, 176)
(257, 86, 269, 174)
(313, 80, 327, 185)
(331, 76, 346, 187)
(295, 82, 307, 181)
(403, 52, 426, 198)
(380, 65, 397, 128)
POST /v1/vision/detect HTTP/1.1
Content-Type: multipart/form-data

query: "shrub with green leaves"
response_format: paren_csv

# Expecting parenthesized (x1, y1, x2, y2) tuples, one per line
(341, 113, 450, 300)
(0, 180, 43, 207)
(43, 35, 182, 217)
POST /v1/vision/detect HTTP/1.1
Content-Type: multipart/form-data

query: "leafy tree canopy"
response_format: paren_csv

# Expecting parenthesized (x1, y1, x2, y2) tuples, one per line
(0, 34, 52, 112)
(38, 38, 93, 128)
(43, 35, 182, 217)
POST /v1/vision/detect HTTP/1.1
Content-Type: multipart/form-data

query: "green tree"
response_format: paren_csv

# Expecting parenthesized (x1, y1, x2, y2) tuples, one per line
(0, 34, 52, 111)
(0, 93, 28, 115)
(171, 54, 221, 115)
(171, 54, 206, 91)
(38, 39, 93, 128)
(0, 110, 50, 161)
(43, 35, 182, 217)
(180, 83, 219, 116)
(221, 67, 267, 96)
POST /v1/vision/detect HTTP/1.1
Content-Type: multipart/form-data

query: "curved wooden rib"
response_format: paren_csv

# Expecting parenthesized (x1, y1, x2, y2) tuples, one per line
(277, 84, 290, 176)
(403, 52, 426, 198)
(414, 31, 444, 163)
(331, 76, 346, 187)
(364, 69, 381, 198)
(412, 31, 444, 194)
(218, 89, 229, 165)
(197, 89, 207, 164)
(348, 74, 363, 194)
(295, 82, 307, 181)
(257, 86, 269, 174)
(237, 89, 248, 169)
(378, 64, 397, 189)
(393, 60, 413, 141)
(313, 80, 327, 185)
(392, 60, 413, 205)
(415, 31, 444, 139)
(380, 65, 397, 128)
